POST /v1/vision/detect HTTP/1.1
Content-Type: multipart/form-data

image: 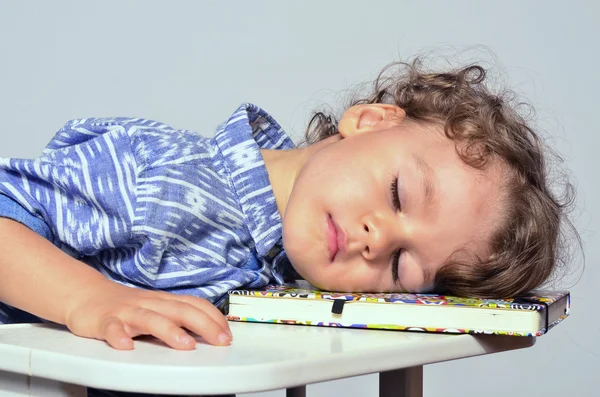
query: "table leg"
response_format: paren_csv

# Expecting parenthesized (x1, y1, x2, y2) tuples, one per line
(286, 385, 306, 397)
(0, 370, 87, 396)
(379, 366, 423, 397)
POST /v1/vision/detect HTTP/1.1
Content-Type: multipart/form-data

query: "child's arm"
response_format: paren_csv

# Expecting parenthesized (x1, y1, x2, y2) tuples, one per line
(0, 218, 232, 350)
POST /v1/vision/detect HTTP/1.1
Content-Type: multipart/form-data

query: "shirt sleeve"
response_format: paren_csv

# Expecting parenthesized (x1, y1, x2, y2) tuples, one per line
(0, 118, 139, 257)
(0, 194, 53, 240)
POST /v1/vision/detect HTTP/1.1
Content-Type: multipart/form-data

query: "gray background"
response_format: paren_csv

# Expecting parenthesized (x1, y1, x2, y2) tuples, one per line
(0, 1, 597, 396)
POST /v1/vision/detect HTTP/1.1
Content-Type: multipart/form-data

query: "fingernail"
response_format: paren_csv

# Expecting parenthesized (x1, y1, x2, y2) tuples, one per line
(120, 338, 133, 349)
(179, 335, 194, 345)
(218, 332, 231, 345)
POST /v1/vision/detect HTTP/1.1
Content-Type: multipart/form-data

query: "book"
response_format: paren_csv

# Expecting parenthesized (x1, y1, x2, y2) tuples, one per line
(225, 281, 570, 337)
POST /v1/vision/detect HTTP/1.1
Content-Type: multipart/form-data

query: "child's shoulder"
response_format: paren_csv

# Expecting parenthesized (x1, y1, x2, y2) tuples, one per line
(45, 117, 210, 160)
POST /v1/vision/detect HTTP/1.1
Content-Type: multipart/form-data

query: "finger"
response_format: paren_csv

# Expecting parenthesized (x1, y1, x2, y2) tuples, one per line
(100, 317, 135, 350)
(136, 301, 231, 347)
(152, 291, 231, 337)
(125, 308, 199, 350)
(172, 295, 232, 337)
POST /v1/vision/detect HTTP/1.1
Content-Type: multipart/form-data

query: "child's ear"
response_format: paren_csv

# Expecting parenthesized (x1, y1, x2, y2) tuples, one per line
(338, 104, 405, 138)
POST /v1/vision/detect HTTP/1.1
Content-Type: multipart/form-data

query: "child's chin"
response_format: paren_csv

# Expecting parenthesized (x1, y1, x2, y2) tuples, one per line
(302, 277, 337, 292)
(291, 268, 327, 290)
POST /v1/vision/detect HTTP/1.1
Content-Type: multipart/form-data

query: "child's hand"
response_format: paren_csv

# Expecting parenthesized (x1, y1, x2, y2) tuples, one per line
(64, 280, 232, 350)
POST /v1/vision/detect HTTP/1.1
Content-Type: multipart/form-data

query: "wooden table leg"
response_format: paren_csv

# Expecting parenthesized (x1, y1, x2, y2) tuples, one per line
(0, 370, 87, 396)
(379, 366, 423, 397)
(286, 385, 307, 397)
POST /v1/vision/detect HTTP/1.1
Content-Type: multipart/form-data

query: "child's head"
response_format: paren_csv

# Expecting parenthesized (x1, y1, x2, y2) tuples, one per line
(278, 58, 573, 298)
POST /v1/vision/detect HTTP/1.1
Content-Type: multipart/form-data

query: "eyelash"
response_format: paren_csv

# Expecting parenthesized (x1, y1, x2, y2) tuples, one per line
(390, 177, 403, 285)
(390, 178, 402, 211)
(391, 249, 402, 285)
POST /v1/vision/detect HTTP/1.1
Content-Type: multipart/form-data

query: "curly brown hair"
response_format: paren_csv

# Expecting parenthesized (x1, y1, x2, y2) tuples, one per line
(304, 58, 577, 298)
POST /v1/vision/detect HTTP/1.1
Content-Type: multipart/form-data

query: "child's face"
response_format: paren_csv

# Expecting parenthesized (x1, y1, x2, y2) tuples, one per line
(281, 104, 505, 293)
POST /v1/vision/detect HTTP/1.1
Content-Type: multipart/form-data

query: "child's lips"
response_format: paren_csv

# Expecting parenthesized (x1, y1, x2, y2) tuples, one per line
(327, 215, 338, 261)
(327, 215, 346, 261)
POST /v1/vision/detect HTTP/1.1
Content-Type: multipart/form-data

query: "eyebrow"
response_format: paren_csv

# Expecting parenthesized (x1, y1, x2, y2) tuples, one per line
(412, 152, 436, 210)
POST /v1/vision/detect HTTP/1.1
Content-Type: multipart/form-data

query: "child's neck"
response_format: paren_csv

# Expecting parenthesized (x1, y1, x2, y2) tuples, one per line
(260, 134, 342, 220)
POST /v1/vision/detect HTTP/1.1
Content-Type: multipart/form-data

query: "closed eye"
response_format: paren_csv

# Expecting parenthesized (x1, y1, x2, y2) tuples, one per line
(391, 249, 403, 285)
(390, 177, 402, 211)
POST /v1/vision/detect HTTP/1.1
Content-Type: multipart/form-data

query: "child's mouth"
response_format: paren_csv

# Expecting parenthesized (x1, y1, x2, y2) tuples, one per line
(327, 214, 338, 261)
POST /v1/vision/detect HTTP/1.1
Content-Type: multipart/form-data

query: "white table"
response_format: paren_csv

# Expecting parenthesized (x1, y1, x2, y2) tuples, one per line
(0, 322, 534, 396)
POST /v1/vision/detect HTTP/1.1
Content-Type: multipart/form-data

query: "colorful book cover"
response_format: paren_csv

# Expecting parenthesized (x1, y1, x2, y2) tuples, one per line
(225, 283, 570, 337)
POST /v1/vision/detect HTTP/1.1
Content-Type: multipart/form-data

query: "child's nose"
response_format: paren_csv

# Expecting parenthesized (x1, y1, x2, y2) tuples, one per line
(359, 214, 398, 261)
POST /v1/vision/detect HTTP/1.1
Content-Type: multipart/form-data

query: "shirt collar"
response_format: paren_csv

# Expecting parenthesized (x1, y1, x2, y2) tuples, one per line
(213, 103, 295, 259)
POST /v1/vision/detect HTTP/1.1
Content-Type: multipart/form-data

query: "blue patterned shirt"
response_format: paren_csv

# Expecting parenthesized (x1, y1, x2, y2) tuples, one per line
(0, 103, 296, 324)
